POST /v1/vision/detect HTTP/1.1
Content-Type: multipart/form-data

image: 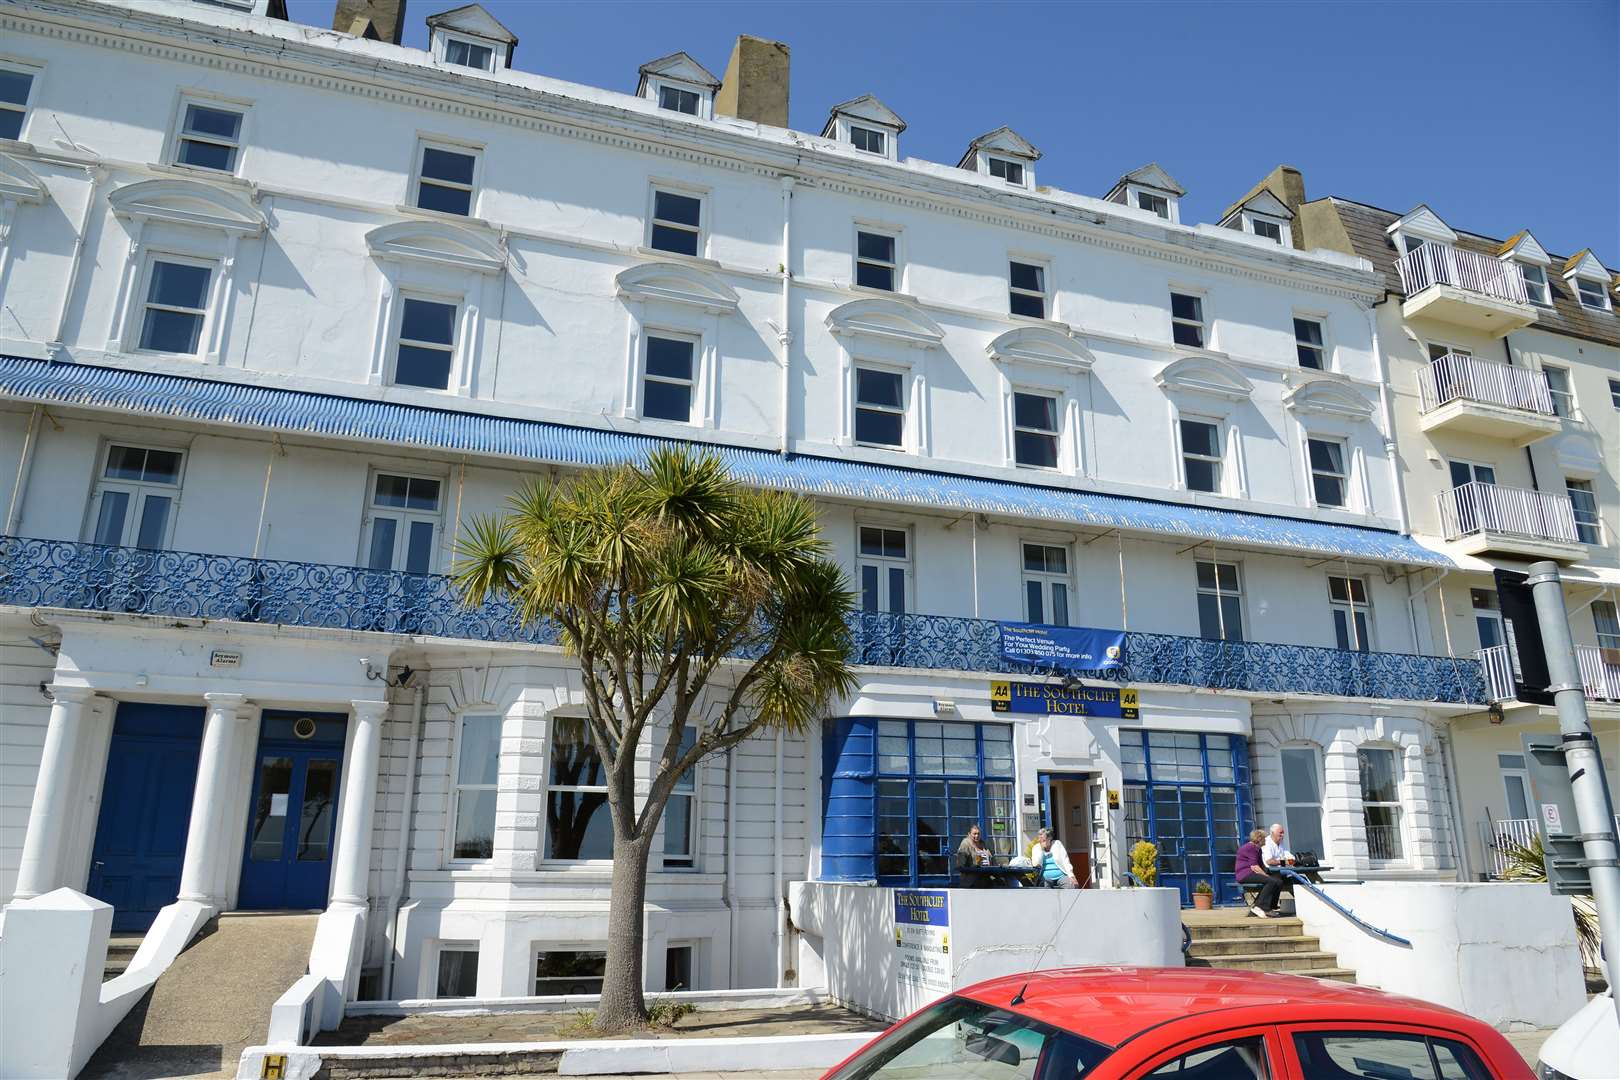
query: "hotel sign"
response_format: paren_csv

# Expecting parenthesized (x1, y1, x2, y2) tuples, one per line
(991, 680, 1139, 719)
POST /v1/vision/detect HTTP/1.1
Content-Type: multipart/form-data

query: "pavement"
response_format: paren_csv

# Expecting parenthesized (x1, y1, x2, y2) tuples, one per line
(319, 1003, 877, 1046)
(80, 912, 318, 1080)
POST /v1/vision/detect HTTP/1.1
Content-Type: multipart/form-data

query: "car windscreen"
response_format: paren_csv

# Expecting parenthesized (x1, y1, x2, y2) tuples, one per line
(827, 994, 1112, 1079)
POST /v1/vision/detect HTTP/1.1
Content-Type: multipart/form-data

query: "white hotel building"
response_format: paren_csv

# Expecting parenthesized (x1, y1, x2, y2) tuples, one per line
(0, 0, 1580, 1010)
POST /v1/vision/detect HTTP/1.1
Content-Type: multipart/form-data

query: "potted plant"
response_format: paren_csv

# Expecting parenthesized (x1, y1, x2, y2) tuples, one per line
(1128, 841, 1158, 887)
(1192, 880, 1214, 910)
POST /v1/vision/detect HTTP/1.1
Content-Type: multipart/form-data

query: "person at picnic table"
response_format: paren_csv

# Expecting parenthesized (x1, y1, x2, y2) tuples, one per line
(1029, 827, 1077, 889)
(1263, 823, 1295, 869)
(1235, 827, 1285, 918)
(955, 824, 993, 886)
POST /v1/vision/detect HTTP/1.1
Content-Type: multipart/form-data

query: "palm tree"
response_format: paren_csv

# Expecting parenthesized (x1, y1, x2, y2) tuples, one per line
(454, 447, 856, 1031)
(1498, 833, 1601, 967)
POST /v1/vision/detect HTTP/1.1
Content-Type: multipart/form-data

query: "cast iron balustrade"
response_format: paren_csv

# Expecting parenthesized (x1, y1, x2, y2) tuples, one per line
(1417, 353, 1555, 416)
(0, 536, 1484, 705)
(1396, 244, 1529, 305)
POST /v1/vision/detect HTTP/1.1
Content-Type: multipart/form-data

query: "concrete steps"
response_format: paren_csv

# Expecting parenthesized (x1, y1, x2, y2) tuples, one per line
(1183, 911, 1357, 984)
(103, 934, 144, 980)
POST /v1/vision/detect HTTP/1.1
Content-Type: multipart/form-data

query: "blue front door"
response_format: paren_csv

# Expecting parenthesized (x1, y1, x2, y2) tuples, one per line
(237, 712, 346, 911)
(87, 703, 205, 932)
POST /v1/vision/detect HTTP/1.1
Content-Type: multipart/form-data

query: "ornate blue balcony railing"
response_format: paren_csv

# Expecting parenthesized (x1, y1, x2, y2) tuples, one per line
(0, 536, 1484, 705)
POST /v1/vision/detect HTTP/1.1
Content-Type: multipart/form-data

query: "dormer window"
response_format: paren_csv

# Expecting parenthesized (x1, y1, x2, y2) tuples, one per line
(850, 125, 886, 155)
(426, 5, 517, 72)
(1104, 164, 1185, 224)
(444, 37, 494, 71)
(1219, 190, 1295, 247)
(1521, 263, 1551, 305)
(1562, 249, 1613, 312)
(988, 158, 1023, 185)
(1401, 234, 1427, 255)
(822, 95, 905, 162)
(638, 52, 720, 120)
(1250, 217, 1282, 243)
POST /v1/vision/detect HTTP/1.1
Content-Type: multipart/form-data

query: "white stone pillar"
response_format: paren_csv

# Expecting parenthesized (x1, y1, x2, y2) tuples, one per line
(330, 699, 389, 908)
(177, 693, 248, 906)
(12, 686, 96, 901)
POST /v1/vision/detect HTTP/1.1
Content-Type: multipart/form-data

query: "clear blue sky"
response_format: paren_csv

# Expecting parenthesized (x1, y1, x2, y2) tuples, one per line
(287, 0, 1618, 261)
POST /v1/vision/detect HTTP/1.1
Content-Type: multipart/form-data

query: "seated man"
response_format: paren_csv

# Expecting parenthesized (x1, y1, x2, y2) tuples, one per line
(1029, 827, 1078, 889)
(1262, 823, 1294, 870)
(1235, 828, 1284, 917)
(955, 823, 993, 888)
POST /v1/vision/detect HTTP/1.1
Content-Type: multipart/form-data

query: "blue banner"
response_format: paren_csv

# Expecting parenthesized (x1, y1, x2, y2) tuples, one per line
(999, 623, 1125, 671)
(894, 889, 950, 928)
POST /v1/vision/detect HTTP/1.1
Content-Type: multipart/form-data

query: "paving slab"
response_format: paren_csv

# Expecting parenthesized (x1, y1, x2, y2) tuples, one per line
(317, 1003, 874, 1047)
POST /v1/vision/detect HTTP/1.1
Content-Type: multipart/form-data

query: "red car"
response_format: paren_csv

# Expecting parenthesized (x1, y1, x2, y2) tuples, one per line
(821, 967, 1533, 1080)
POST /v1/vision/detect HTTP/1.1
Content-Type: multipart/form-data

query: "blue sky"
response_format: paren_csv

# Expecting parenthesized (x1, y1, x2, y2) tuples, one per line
(287, 0, 1618, 261)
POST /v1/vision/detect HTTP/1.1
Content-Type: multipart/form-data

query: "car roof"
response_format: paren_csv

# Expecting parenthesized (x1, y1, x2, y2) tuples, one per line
(956, 967, 1480, 1048)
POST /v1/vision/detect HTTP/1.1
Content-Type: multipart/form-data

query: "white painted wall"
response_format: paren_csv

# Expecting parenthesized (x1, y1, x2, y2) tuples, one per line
(1295, 882, 1585, 1029)
(790, 880, 1182, 1023)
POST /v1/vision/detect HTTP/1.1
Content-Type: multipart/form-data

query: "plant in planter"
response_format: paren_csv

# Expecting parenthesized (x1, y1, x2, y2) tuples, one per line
(1192, 880, 1214, 910)
(1129, 841, 1158, 887)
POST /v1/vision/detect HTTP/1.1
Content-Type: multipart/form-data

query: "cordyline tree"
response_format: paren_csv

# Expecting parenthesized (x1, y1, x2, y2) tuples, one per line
(453, 446, 855, 1031)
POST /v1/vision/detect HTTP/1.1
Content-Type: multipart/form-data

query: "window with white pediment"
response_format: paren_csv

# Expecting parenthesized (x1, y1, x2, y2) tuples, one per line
(827, 298, 944, 456)
(985, 326, 1094, 476)
(615, 261, 739, 428)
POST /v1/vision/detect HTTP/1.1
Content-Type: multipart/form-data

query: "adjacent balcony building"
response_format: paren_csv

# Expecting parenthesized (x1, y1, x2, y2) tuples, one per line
(1437, 481, 1586, 562)
(1395, 243, 1537, 335)
(1416, 353, 1560, 444)
(1478, 642, 1620, 707)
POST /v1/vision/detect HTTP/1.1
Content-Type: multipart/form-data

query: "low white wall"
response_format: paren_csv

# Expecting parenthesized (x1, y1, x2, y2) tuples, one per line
(791, 882, 1182, 1023)
(1295, 882, 1584, 1030)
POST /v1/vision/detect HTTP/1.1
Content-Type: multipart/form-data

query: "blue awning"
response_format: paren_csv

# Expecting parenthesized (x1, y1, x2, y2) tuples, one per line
(0, 355, 1452, 566)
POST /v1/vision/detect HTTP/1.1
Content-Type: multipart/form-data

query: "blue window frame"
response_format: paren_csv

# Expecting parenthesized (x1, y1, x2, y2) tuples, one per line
(821, 718, 1015, 887)
(1119, 729, 1251, 905)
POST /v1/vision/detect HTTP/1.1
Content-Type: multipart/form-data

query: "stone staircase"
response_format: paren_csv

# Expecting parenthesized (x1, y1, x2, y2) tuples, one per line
(103, 933, 143, 979)
(1183, 911, 1357, 982)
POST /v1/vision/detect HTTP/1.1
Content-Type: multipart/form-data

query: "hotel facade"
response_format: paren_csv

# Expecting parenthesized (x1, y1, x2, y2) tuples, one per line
(0, 0, 1614, 1013)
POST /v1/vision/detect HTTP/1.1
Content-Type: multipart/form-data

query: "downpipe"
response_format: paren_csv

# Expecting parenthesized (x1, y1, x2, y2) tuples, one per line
(773, 727, 786, 988)
(725, 745, 739, 988)
(381, 679, 426, 999)
(3, 405, 41, 535)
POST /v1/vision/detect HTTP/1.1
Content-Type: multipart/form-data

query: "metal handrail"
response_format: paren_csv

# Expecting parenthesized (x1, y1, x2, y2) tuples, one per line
(1277, 867, 1410, 948)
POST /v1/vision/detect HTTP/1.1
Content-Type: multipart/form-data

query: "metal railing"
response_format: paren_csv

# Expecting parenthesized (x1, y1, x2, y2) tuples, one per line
(1364, 822, 1403, 862)
(1417, 354, 1555, 416)
(1397, 243, 1530, 305)
(1438, 482, 1579, 544)
(0, 535, 1486, 705)
(1276, 867, 1411, 948)
(1482, 816, 1620, 879)
(1479, 643, 1620, 704)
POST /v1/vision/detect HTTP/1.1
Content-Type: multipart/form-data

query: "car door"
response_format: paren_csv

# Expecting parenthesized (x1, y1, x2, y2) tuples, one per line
(1101, 1025, 1286, 1080)
(1279, 1022, 1526, 1080)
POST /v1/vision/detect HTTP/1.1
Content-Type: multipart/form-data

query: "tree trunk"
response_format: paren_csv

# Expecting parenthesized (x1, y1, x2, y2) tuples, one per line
(594, 832, 654, 1032)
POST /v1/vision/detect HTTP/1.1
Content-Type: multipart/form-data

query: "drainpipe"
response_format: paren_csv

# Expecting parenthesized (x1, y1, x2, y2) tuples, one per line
(49, 164, 105, 358)
(381, 679, 426, 999)
(776, 176, 795, 454)
(1365, 303, 1410, 536)
(725, 745, 739, 988)
(773, 727, 786, 988)
(1435, 727, 1471, 880)
(3, 405, 42, 535)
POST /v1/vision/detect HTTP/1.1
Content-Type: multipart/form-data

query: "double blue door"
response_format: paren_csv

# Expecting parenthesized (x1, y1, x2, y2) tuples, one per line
(88, 704, 205, 932)
(237, 712, 346, 911)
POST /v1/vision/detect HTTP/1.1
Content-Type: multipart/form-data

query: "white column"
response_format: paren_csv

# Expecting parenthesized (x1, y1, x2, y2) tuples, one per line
(13, 686, 96, 901)
(177, 693, 248, 906)
(330, 699, 389, 908)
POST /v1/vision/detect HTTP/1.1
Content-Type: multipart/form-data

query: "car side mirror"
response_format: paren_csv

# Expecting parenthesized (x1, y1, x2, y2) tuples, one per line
(964, 1032, 1020, 1066)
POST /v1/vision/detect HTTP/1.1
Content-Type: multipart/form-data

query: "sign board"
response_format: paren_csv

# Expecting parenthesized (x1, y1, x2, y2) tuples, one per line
(1521, 734, 1588, 895)
(893, 889, 951, 997)
(991, 681, 1139, 719)
(999, 624, 1125, 672)
(261, 1055, 287, 1080)
(210, 649, 242, 669)
(1107, 789, 1121, 810)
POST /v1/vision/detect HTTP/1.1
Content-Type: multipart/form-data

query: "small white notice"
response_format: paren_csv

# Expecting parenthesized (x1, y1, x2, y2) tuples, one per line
(270, 793, 289, 816)
(1541, 803, 1563, 832)
(210, 649, 242, 668)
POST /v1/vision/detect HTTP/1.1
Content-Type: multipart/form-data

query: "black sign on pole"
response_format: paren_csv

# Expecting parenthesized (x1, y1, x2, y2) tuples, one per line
(1493, 569, 1553, 706)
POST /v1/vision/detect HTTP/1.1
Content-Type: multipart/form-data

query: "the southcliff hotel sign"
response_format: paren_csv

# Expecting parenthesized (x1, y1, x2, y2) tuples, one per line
(991, 680, 1140, 718)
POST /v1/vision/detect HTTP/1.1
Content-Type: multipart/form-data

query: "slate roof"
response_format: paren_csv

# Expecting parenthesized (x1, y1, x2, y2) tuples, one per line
(1321, 198, 1620, 348)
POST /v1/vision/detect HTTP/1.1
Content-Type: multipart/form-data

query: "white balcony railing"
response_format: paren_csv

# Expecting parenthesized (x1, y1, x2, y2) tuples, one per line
(1438, 482, 1579, 543)
(1478, 643, 1620, 704)
(1397, 243, 1530, 304)
(1418, 353, 1555, 415)
(1483, 816, 1620, 878)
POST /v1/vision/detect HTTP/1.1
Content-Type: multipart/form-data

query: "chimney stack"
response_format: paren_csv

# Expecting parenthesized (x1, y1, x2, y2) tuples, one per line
(1256, 166, 1306, 247)
(332, 0, 407, 45)
(714, 35, 790, 128)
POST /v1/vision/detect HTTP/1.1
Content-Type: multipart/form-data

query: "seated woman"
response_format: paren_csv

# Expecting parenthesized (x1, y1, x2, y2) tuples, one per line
(1235, 828, 1285, 918)
(955, 824, 993, 887)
